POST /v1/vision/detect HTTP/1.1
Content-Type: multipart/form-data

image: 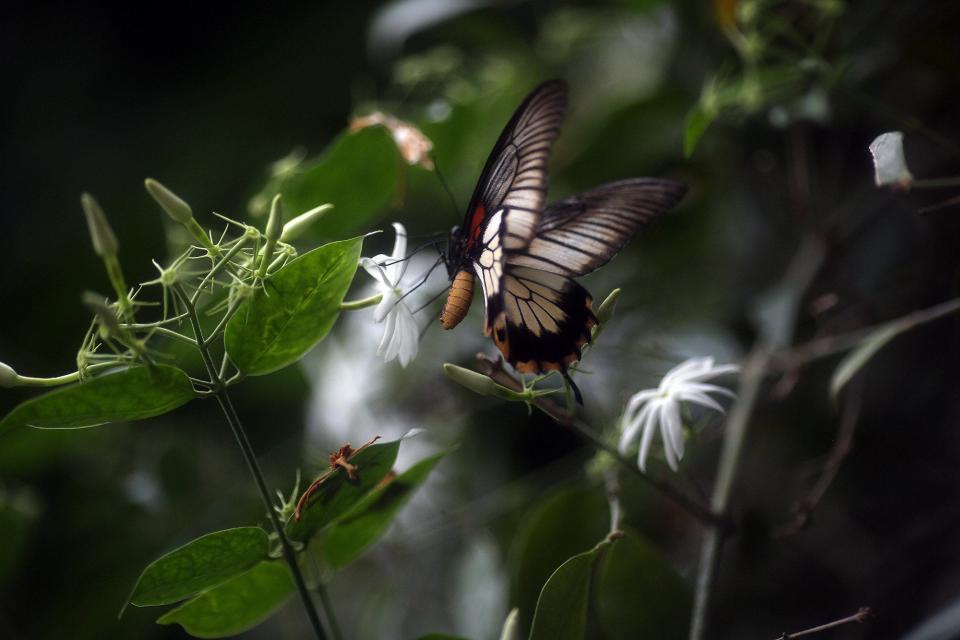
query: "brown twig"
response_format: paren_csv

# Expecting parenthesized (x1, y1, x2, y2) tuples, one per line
(773, 389, 862, 538)
(294, 435, 382, 520)
(473, 353, 725, 528)
(775, 606, 872, 639)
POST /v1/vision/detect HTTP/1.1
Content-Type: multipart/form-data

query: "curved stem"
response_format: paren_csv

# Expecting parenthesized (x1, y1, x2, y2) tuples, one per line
(339, 294, 382, 311)
(175, 285, 329, 640)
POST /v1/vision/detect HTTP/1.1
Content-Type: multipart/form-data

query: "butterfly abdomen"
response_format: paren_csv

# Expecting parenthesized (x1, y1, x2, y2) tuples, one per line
(440, 269, 474, 330)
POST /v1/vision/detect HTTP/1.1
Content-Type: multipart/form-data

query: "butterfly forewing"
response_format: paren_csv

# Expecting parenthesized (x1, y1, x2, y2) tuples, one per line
(462, 80, 568, 254)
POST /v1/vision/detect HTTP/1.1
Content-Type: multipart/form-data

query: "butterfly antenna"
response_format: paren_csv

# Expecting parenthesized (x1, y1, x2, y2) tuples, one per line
(379, 239, 444, 268)
(412, 284, 451, 315)
(432, 156, 461, 218)
(397, 256, 444, 304)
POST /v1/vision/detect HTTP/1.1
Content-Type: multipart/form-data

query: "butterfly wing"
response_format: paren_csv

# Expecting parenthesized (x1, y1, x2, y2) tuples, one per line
(506, 178, 687, 277)
(461, 79, 568, 256)
(476, 178, 686, 383)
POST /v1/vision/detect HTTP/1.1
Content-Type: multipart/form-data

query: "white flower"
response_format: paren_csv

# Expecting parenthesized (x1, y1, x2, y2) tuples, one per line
(869, 131, 913, 189)
(360, 222, 419, 367)
(618, 357, 738, 472)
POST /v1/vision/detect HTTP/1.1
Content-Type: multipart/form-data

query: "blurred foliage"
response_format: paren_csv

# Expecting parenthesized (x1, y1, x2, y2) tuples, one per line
(3, 0, 960, 639)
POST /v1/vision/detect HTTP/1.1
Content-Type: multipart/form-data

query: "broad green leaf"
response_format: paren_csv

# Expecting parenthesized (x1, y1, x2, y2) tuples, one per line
(286, 439, 401, 543)
(594, 529, 690, 640)
(317, 451, 447, 568)
(829, 321, 902, 401)
(528, 537, 613, 640)
(225, 237, 363, 375)
(508, 486, 609, 634)
(129, 527, 269, 607)
(683, 104, 714, 157)
(156, 561, 294, 638)
(250, 127, 400, 238)
(0, 365, 195, 431)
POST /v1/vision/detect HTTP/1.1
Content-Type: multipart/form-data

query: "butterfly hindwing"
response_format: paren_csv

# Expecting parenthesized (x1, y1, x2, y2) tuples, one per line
(507, 178, 687, 277)
(480, 265, 596, 375)
(462, 80, 568, 254)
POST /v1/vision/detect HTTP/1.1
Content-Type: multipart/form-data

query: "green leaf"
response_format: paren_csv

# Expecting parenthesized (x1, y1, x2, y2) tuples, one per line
(317, 451, 447, 568)
(594, 529, 691, 640)
(156, 561, 294, 638)
(129, 527, 270, 607)
(225, 237, 363, 376)
(0, 365, 195, 431)
(250, 127, 400, 238)
(528, 537, 613, 640)
(286, 439, 401, 543)
(829, 321, 902, 401)
(508, 486, 609, 634)
(683, 104, 714, 157)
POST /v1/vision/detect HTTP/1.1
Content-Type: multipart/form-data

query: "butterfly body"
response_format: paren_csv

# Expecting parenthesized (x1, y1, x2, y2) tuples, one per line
(442, 80, 686, 400)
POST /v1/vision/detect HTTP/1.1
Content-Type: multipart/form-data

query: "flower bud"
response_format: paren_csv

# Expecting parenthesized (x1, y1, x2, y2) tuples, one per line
(81, 193, 118, 258)
(280, 204, 333, 242)
(265, 194, 284, 243)
(0, 361, 19, 388)
(443, 363, 496, 396)
(443, 363, 529, 401)
(595, 288, 621, 325)
(144, 178, 194, 224)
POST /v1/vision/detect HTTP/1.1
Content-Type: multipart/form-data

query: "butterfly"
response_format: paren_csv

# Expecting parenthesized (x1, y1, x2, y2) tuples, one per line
(439, 79, 686, 403)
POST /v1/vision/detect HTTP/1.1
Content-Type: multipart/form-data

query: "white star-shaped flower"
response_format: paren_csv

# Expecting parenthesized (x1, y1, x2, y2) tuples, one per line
(360, 223, 419, 367)
(618, 357, 738, 472)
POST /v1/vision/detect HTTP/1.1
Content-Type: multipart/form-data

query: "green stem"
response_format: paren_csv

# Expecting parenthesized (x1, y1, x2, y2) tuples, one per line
(204, 301, 242, 348)
(339, 294, 382, 311)
(317, 585, 343, 640)
(149, 326, 198, 347)
(175, 285, 329, 640)
(192, 235, 250, 305)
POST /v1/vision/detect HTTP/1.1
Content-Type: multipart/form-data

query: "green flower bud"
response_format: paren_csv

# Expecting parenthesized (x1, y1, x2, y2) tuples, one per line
(442, 363, 529, 401)
(595, 288, 621, 325)
(81, 193, 118, 258)
(280, 204, 333, 242)
(265, 194, 284, 242)
(144, 178, 194, 224)
(0, 361, 19, 388)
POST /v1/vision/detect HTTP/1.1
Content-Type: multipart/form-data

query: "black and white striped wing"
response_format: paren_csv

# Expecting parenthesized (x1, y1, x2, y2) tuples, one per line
(481, 265, 596, 375)
(507, 178, 687, 277)
(463, 80, 568, 253)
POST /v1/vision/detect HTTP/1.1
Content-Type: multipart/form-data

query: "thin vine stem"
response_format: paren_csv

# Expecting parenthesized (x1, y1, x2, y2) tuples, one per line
(174, 284, 330, 640)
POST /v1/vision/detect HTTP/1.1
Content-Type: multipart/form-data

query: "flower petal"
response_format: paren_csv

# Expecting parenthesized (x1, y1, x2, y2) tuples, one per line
(623, 389, 657, 422)
(396, 303, 419, 367)
(373, 288, 399, 323)
(659, 415, 679, 471)
(637, 403, 661, 473)
(388, 222, 409, 283)
(361, 256, 393, 288)
(377, 308, 399, 360)
(619, 402, 653, 454)
(662, 399, 685, 461)
(677, 390, 726, 414)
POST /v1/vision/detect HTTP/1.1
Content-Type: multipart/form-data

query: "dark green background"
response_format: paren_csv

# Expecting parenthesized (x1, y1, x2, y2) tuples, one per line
(2, 1, 960, 638)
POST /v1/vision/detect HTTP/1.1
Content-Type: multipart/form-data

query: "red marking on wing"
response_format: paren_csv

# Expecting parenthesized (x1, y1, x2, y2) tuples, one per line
(468, 203, 486, 244)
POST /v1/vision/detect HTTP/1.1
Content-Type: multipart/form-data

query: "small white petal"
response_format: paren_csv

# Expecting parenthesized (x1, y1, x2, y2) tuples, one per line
(660, 417, 679, 471)
(637, 403, 661, 473)
(396, 304, 419, 367)
(684, 364, 739, 383)
(869, 131, 913, 188)
(623, 389, 658, 423)
(683, 382, 737, 399)
(663, 400, 685, 461)
(373, 288, 399, 323)
(677, 390, 726, 414)
(377, 308, 398, 359)
(619, 402, 654, 454)
(388, 222, 409, 283)
(361, 256, 393, 288)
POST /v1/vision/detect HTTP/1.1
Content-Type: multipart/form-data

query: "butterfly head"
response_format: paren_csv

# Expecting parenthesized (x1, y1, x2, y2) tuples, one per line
(443, 224, 465, 279)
